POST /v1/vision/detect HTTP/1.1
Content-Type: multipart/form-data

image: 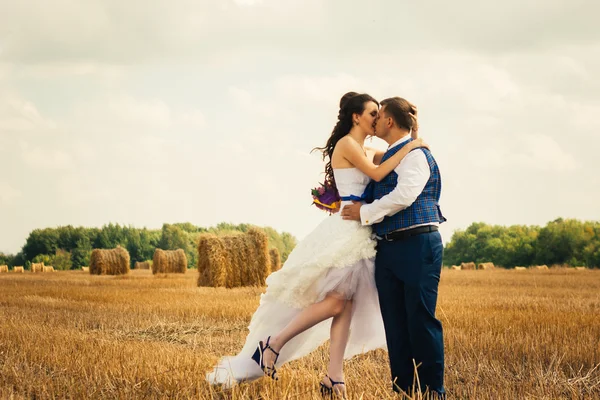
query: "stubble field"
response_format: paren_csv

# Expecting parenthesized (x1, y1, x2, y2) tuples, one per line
(0, 269, 599, 399)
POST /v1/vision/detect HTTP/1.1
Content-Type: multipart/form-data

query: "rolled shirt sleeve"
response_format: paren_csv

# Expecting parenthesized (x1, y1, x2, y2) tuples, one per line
(360, 149, 430, 226)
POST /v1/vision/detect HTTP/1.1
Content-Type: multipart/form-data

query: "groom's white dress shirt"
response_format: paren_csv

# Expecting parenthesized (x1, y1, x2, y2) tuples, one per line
(360, 133, 438, 231)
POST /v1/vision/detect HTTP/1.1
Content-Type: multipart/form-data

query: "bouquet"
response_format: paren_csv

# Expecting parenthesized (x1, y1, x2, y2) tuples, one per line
(311, 182, 341, 214)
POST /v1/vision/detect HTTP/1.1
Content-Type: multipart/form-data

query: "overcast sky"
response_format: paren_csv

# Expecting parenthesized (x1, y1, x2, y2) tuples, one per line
(1, 0, 599, 254)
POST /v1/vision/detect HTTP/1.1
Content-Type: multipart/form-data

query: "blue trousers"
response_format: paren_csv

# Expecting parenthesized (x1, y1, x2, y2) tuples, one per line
(375, 231, 445, 395)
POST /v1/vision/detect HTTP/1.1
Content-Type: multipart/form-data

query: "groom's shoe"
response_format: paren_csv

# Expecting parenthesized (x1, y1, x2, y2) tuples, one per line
(393, 385, 446, 400)
(427, 391, 447, 400)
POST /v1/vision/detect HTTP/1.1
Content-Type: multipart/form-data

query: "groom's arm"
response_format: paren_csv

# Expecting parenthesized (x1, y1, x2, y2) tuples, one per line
(359, 150, 430, 226)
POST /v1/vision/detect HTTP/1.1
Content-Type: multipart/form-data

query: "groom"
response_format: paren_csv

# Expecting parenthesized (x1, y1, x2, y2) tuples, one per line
(341, 97, 446, 398)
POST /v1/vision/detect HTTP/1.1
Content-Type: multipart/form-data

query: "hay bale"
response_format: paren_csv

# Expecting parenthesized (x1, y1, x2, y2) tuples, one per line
(197, 227, 271, 288)
(43, 266, 55, 272)
(269, 248, 282, 273)
(31, 262, 44, 273)
(0, 265, 8, 273)
(221, 235, 239, 287)
(89, 246, 130, 275)
(245, 228, 270, 286)
(514, 266, 527, 271)
(478, 262, 495, 270)
(451, 265, 461, 270)
(535, 265, 548, 270)
(197, 234, 227, 287)
(134, 261, 151, 270)
(13, 266, 24, 273)
(575, 266, 586, 271)
(152, 249, 187, 274)
(81, 266, 89, 272)
(460, 262, 476, 270)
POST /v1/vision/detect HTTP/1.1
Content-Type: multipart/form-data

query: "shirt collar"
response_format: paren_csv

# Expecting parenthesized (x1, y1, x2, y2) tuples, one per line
(388, 133, 412, 150)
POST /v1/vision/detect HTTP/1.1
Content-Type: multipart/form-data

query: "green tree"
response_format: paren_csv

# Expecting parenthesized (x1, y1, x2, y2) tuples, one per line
(53, 249, 72, 270)
(23, 228, 59, 261)
(71, 236, 92, 269)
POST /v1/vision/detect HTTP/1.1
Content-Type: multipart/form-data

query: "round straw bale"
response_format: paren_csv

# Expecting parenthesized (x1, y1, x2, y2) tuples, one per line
(514, 266, 527, 271)
(31, 262, 44, 273)
(269, 248, 282, 273)
(152, 249, 187, 274)
(197, 234, 227, 287)
(90, 246, 130, 275)
(197, 228, 271, 288)
(451, 265, 461, 270)
(81, 266, 89, 272)
(460, 262, 476, 270)
(0, 265, 8, 273)
(134, 261, 152, 270)
(478, 262, 495, 270)
(246, 228, 270, 286)
(13, 266, 24, 273)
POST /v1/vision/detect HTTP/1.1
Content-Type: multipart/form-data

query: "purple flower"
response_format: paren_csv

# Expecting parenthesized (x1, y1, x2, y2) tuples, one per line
(318, 189, 339, 205)
(310, 182, 341, 213)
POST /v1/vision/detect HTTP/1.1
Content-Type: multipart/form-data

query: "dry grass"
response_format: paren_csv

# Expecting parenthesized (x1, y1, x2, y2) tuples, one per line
(0, 269, 598, 399)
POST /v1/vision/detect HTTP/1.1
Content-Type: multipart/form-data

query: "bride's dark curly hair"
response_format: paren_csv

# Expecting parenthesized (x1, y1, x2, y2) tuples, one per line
(312, 92, 379, 192)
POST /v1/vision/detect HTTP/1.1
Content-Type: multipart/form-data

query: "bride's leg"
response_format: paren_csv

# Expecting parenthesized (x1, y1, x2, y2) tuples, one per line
(328, 299, 352, 381)
(262, 294, 347, 366)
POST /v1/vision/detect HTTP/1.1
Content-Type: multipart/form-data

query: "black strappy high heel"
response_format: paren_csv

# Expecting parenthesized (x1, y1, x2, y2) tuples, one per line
(319, 375, 346, 399)
(251, 336, 280, 380)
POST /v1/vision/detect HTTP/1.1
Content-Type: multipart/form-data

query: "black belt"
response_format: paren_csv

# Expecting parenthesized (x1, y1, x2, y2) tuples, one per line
(381, 225, 439, 241)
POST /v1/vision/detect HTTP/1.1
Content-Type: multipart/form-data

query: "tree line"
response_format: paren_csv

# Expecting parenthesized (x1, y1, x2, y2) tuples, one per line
(443, 218, 600, 268)
(3, 218, 598, 271)
(0, 222, 297, 270)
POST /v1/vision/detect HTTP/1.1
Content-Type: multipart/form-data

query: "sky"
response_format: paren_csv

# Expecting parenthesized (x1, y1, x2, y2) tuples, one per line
(0, 0, 599, 254)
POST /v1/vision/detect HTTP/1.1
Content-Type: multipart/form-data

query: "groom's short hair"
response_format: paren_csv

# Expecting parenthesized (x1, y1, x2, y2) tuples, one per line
(380, 97, 415, 132)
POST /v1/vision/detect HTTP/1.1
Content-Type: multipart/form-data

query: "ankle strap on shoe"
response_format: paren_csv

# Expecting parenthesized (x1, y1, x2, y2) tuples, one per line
(326, 375, 345, 386)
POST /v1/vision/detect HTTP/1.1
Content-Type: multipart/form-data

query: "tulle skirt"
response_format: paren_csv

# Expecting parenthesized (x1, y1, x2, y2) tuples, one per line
(206, 214, 387, 388)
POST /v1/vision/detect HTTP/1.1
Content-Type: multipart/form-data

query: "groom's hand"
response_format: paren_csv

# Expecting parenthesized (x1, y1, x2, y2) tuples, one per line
(341, 201, 362, 221)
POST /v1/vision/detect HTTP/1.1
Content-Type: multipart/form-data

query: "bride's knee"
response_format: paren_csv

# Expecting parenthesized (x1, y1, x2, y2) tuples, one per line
(328, 297, 347, 317)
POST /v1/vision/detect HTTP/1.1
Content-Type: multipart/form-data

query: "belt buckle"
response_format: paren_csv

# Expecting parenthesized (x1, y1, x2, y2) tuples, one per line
(385, 231, 399, 241)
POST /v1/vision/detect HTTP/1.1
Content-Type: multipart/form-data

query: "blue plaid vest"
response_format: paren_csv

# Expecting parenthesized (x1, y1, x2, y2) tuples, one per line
(372, 138, 446, 236)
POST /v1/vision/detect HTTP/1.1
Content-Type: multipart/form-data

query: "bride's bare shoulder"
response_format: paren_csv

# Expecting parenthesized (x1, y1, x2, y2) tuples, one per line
(334, 136, 360, 154)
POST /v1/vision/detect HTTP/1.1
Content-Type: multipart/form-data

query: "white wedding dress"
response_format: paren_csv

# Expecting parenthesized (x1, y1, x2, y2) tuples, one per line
(206, 168, 387, 387)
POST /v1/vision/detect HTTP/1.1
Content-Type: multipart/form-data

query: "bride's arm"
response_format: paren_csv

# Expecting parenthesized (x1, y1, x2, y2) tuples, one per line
(337, 137, 426, 182)
(364, 147, 385, 165)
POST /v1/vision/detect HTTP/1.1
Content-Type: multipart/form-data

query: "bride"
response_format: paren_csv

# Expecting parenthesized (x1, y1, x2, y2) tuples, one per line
(206, 92, 425, 397)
